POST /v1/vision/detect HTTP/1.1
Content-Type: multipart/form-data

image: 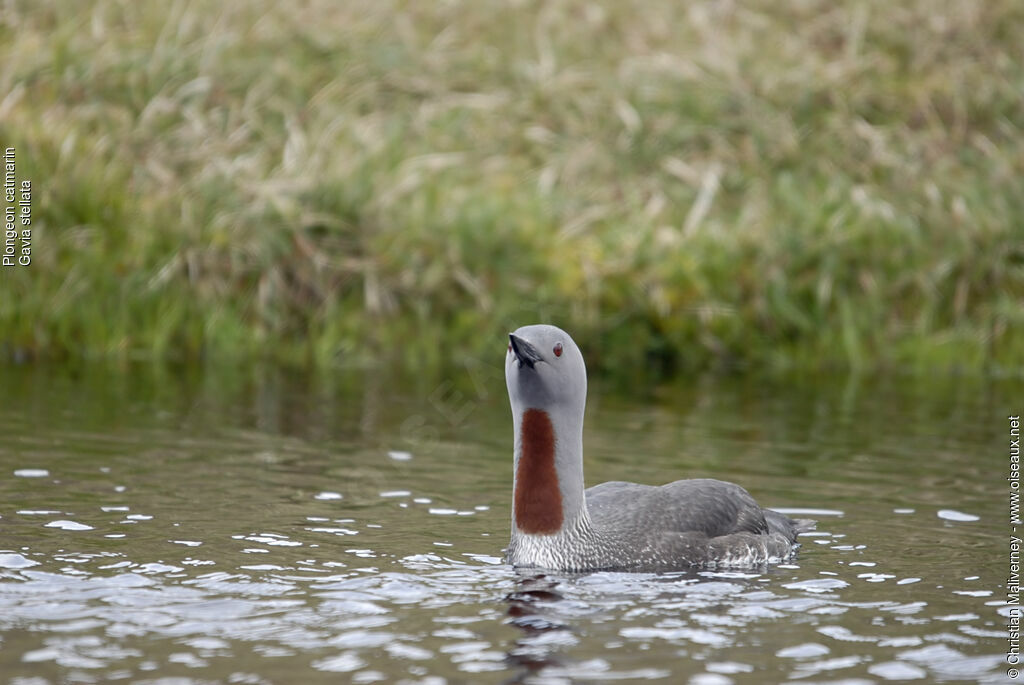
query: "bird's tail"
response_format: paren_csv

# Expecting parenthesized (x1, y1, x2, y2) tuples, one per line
(765, 509, 817, 541)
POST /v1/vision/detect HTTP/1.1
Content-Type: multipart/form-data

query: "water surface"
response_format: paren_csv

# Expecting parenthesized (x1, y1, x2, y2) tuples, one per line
(0, 365, 1013, 683)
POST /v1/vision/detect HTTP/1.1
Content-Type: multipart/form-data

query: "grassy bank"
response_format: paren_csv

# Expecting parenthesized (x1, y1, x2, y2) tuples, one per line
(2, 0, 1022, 374)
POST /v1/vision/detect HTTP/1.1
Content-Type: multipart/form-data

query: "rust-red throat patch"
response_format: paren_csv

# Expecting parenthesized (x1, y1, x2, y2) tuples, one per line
(514, 409, 563, 534)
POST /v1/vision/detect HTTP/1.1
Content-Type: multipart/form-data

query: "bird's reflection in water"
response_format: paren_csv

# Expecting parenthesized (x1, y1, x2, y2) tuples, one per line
(503, 573, 572, 682)
(500, 565, 786, 683)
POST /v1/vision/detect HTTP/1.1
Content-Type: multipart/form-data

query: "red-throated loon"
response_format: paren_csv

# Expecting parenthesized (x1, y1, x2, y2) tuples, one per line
(504, 324, 813, 573)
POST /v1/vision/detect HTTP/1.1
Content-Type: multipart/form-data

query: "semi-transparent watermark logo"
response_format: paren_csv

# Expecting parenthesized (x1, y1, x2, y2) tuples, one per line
(398, 301, 556, 453)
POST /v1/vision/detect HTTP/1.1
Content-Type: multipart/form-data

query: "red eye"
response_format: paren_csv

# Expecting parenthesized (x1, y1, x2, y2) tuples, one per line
(553, 342, 563, 357)
(508, 342, 512, 353)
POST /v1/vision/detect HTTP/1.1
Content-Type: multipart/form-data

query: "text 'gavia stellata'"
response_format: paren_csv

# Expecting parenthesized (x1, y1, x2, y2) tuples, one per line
(505, 324, 814, 573)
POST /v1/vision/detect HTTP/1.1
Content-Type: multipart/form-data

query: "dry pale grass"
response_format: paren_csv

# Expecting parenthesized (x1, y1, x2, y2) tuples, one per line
(1, 0, 1022, 373)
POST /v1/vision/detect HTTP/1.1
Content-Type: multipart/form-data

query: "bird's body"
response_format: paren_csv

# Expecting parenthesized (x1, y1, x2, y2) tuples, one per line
(504, 324, 812, 573)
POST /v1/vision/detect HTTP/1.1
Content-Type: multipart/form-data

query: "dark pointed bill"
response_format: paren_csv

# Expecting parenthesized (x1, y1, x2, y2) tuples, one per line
(509, 334, 543, 369)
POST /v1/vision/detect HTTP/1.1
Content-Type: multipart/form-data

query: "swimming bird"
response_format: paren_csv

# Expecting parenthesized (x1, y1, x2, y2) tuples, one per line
(504, 324, 812, 573)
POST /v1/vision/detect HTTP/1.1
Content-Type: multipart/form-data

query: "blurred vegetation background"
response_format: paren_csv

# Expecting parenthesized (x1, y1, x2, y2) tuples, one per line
(1, 0, 1022, 376)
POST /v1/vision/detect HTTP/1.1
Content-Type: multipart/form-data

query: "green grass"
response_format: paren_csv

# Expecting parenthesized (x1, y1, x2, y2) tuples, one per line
(2, 0, 1022, 375)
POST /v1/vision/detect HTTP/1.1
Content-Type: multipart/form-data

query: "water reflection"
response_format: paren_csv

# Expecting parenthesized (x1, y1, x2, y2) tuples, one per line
(505, 574, 572, 681)
(497, 550, 1006, 683)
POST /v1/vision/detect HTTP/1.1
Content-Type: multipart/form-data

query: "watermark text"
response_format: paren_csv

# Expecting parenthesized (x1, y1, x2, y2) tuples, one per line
(2, 146, 32, 267)
(1009, 414, 1021, 678)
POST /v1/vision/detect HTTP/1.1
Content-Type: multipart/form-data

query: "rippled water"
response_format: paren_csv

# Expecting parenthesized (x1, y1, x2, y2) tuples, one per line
(0, 365, 1013, 683)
